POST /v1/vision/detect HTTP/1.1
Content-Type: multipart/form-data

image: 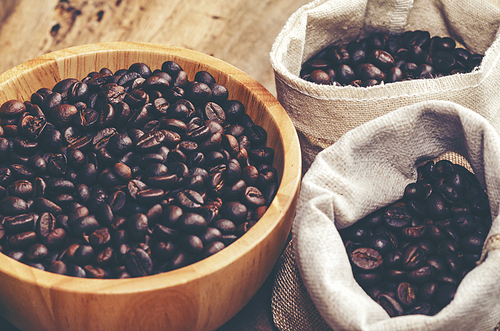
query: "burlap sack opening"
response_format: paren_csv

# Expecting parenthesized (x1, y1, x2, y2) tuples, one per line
(270, 0, 500, 172)
(272, 100, 500, 331)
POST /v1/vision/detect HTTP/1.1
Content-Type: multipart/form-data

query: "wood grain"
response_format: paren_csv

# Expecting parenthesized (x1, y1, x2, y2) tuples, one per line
(0, 0, 498, 97)
(0, 0, 312, 97)
(0, 42, 302, 331)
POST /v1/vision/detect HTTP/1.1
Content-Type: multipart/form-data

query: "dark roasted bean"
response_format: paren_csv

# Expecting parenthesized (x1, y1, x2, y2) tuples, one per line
(127, 213, 149, 242)
(350, 247, 383, 271)
(73, 215, 99, 237)
(377, 294, 404, 317)
(42, 228, 67, 249)
(4, 213, 36, 234)
(0, 196, 29, 215)
(125, 247, 153, 277)
(178, 212, 207, 234)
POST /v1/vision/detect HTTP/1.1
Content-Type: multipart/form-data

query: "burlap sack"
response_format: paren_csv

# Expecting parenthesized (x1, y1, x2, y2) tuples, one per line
(271, 100, 500, 330)
(270, 0, 500, 172)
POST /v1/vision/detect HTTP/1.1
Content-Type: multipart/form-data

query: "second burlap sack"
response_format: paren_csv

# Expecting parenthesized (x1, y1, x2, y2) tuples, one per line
(270, 0, 500, 172)
(273, 100, 500, 331)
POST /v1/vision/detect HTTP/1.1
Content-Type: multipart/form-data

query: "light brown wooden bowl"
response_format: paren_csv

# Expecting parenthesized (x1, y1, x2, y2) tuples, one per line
(0, 42, 301, 331)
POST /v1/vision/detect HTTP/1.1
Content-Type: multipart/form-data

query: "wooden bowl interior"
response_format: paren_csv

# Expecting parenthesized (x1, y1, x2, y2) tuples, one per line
(0, 42, 301, 331)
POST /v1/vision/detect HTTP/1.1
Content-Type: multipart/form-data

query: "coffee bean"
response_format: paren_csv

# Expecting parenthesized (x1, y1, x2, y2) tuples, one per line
(384, 205, 413, 228)
(202, 241, 225, 258)
(350, 247, 383, 271)
(9, 231, 37, 249)
(42, 228, 67, 249)
(36, 212, 56, 238)
(376, 294, 404, 317)
(73, 215, 99, 237)
(125, 247, 153, 277)
(1, 196, 28, 215)
(4, 213, 36, 234)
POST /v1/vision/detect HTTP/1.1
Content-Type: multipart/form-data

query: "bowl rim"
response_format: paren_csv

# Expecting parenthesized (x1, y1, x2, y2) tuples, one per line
(0, 41, 302, 295)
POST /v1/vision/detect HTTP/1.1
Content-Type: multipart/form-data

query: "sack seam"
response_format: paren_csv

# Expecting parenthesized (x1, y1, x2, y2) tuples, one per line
(389, 0, 414, 34)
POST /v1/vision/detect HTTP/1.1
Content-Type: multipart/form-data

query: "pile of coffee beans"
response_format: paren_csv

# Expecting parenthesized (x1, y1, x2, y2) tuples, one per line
(0, 60, 279, 278)
(339, 160, 491, 316)
(300, 30, 484, 87)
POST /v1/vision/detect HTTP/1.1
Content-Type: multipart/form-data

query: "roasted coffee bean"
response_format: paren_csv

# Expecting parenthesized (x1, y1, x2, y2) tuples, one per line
(94, 246, 115, 267)
(33, 197, 62, 215)
(403, 244, 427, 270)
(7, 179, 33, 199)
(4, 213, 36, 234)
(0, 100, 26, 117)
(202, 241, 225, 258)
(73, 244, 94, 266)
(42, 228, 67, 249)
(51, 104, 78, 128)
(36, 212, 56, 238)
(25, 243, 49, 261)
(0, 196, 29, 215)
(179, 234, 204, 254)
(357, 63, 386, 82)
(107, 133, 133, 156)
(364, 235, 393, 255)
(401, 225, 427, 241)
(49, 260, 68, 275)
(309, 70, 330, 85)
(176, 190, 204, 209)
(376, 294, 404, 317)
(213, 218, 236, 235)
(178, 212, 207, 234)
(125, 247, 153, 277)
(397, 282, 417, 307)
(73, 215, 99, 237)
(407, 266, 433, 283)
(386, 67, 404, 83)
(9, 231, 37, 248)
(425, 193, 449, 220)
(460, 233, 485, 254)
(89, 227, 111, 247)
(384, 205, 413, 228)
(127, 213, 149, 242)
(350, 247, 383, 271)
(136, 188, 164, 204)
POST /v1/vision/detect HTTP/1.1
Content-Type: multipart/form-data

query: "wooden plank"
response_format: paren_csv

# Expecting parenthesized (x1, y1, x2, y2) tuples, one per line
(0, 0, 312, 96)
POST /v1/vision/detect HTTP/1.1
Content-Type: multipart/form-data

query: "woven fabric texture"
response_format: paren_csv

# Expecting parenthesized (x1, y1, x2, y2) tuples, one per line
(272, 100, 500, 331)
(270, 0, 500, 172)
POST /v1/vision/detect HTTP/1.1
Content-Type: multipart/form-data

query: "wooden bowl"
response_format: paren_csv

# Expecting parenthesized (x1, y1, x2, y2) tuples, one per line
(0, 42, 301, 331)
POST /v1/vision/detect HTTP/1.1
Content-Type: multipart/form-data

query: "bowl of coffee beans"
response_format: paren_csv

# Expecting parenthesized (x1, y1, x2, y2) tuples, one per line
(300, 30, 484, 87)
(0, 42, 301, 331)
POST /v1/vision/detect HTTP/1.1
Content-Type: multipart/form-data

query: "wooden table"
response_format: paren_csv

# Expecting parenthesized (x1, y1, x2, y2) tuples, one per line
(0, 0, 310, 330)
(0, 0, 499, 330)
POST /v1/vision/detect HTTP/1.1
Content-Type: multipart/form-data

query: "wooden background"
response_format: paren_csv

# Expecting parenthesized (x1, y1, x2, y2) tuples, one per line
(0, 0, 499, 330)
(0, 0, 315, 97)
(0, 1, 312, 330)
